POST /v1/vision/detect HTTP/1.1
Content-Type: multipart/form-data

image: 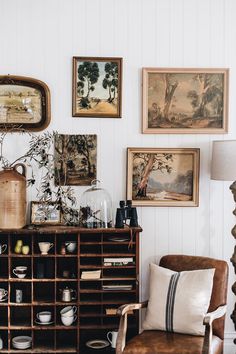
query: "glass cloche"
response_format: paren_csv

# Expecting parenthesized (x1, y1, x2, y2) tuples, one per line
(79, 180, 112, 228)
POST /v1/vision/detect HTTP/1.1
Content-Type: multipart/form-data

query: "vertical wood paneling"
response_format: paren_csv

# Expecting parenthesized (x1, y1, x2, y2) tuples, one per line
(0, 0, 235, 343)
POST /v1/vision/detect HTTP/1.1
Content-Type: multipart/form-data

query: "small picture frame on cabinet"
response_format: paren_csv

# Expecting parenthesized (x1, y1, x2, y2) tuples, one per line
(30, 201, 61, 225)
(0, 75, 51, 131)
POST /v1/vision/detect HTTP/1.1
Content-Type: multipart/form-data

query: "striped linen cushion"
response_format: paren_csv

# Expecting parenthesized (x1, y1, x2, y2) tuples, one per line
(143, 264, 215, 336)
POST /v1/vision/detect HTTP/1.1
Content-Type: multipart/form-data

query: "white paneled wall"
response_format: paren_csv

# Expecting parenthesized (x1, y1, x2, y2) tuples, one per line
(0, 0, 236, 350)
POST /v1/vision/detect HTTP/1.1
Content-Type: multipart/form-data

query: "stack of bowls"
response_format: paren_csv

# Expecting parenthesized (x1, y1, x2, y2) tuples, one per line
(12, 336, 32, 350)
(60, 306, 77, 326)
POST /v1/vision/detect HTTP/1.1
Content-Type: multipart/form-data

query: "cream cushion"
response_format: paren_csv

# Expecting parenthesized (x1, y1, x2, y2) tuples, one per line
(143, 263, 215, 336)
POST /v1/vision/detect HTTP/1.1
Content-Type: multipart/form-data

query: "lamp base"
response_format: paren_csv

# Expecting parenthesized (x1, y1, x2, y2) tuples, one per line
(229, 182, 236, 341)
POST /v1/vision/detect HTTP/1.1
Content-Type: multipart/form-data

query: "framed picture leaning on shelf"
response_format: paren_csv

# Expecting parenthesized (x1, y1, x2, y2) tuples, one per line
(30, 201, 61, 225)
(72, 57, 122, 118)
(142, 68, 229, 134)
(127, 147, 200, 207)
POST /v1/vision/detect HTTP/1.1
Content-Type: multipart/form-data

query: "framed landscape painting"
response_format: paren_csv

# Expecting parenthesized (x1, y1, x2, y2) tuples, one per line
(142, 68, 229, 134)
(0, 75, 50, 131)
(127, 148, 200, 207)
(54, 134, 97, 186)
(72, 57, 122, 118)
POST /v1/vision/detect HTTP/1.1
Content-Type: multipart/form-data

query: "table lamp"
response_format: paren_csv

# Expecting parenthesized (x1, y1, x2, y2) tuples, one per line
(211, 139, 236, 343)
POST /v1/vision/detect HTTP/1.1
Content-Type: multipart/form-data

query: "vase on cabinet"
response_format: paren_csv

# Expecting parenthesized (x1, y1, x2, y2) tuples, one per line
(0, 163, 26, 229)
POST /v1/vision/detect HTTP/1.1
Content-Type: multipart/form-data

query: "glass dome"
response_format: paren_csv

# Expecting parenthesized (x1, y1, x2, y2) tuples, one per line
(80, 180, 112, 228)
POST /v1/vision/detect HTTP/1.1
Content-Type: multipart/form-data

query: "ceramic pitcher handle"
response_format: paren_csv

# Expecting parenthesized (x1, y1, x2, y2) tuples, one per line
(107, 332, 112, 344)
(1, 244, 7, 253)
(13, 163, 26, 177)
(72, 290, 77, 300)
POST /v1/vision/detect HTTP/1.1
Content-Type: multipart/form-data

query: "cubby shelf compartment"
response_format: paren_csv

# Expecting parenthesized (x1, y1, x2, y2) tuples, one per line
(0, 226, 141, 353)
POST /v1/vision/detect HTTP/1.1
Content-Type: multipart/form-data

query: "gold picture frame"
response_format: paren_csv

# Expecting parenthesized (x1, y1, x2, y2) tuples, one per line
(30, 201, 61, 225)
(127, 147, 200, 207)
(142, 68, 229, 134)
(0, 75, 51, 131)
(72, 57, 122, 118)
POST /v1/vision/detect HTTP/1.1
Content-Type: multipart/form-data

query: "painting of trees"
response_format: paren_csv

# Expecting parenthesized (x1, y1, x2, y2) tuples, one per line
(133, 153, 173, 197)
(77, 61, 99, 109)
(143, 68, 228, 133)
(102, 62, 118, 103)
(127, 148, 200, 207)
(187, 73, 223, 120)
(73, 57, 122, 118)
(54, 134, 97, 186)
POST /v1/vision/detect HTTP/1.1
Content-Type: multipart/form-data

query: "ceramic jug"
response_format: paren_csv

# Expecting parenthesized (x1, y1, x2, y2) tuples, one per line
(0, 163, 26, 229)
(60, 287, 77, 302)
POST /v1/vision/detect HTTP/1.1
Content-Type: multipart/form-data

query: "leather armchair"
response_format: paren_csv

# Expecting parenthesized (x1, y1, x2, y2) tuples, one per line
(116, 255, 228, 354)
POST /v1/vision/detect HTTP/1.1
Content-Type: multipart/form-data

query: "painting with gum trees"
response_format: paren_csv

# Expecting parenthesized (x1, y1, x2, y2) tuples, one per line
(72, 57, 122, 118)
(127, 148, 200, 207)
(54, 134, 97, 186)
(142, 68, 229, 134)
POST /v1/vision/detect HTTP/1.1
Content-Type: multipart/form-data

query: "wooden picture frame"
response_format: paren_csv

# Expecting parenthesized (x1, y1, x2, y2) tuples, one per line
(127, 147, 200, 207)
(54, 134, 97, 186)
(72, 57, 122, 118)
(30, 201, 61, 225)
(0, 75, 51, 131)
(142, 68, 229, 134)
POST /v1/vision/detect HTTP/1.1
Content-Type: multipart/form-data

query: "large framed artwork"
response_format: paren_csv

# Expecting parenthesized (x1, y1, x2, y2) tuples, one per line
(142, 68, 229, 134)
(72, 57, 122, 118)
(0, 75, 51, 131)
(54, 134, 97, 186)
(127, 148, 200, 207)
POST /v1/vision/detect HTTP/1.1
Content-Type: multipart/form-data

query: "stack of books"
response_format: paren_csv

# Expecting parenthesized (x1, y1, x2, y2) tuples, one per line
(102, 284, 133, 291)
(81, 270, 101, 279)
(103, 257, 134, 266)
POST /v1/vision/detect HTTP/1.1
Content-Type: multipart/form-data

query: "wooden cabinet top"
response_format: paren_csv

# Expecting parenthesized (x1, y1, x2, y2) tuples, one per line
(0, 225, 142, 234)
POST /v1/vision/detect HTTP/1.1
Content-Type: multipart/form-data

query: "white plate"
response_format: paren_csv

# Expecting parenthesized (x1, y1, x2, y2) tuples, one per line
(35, 319, 54, 325)
(108, 237, 129, 242)
(86, 339, 110, 349)
(12, 336, 32, 344)
(12, 336, 32, 350)
(12, 343, 31, 349)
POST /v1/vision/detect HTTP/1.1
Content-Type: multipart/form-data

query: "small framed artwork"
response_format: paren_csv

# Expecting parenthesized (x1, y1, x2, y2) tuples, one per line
(127, 147, 200, 207)
(72, 57, 122, 118)
(30, 201, 61, 225)
(142, 68, 229, 134)
(54, 134, 97, 186)
(0, 75, 51, 131)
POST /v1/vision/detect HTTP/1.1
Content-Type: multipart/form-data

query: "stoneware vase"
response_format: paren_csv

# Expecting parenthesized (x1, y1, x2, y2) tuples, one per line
(0, 163, 26, 229)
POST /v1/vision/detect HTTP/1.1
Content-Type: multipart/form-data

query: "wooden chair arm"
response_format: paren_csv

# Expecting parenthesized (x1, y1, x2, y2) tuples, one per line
(117, 301, 148, 316)
(116, 302, 148, 354)
(202, 305, 227, 354)
(203, 305, 227, 326)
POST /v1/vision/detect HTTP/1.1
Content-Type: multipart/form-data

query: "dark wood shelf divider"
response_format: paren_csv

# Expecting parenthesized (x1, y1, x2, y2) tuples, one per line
(0, 226, 142, 353)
